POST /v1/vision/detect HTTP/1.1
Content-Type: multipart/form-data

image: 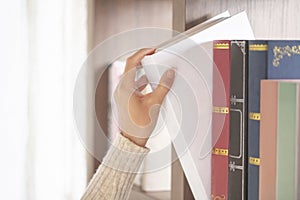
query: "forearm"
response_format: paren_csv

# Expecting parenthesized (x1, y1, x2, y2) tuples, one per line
(81, 134, 149, 200)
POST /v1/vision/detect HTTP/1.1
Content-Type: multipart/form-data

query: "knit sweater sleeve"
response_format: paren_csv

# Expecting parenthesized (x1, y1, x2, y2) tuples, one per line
(81, 134, 150, 200)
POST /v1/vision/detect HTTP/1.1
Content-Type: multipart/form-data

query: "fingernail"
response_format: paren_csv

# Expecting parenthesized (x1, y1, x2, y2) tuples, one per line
(148, 47, 156, 51)
(167, 69, 175, 79)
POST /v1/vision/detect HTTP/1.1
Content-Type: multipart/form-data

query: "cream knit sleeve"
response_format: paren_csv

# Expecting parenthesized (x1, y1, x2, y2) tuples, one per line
(81, 134, 150, 200)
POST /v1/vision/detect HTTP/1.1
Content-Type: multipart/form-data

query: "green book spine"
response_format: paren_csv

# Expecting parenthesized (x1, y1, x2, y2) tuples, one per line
(297, 84, 300, 200)
(296, 84, 300, 199)
(277, 82, 297, 200)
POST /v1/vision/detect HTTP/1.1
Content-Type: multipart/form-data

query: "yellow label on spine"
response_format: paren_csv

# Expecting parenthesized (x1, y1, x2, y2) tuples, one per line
(249, 44, 268, 51)
(249, 157, 260, 166)
(212, 148, 228, 156)
(249, 112, 261, 120)
(214, 43, 229, 49)
(213, 106, 229, 114)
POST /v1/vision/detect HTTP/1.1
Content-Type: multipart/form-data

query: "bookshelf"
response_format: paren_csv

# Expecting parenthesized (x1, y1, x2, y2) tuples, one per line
(172, 0, 300, 199)
(91, 0, 300, 199)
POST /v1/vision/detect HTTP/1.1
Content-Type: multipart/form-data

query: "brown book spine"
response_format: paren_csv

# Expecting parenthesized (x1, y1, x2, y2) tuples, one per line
(259, 80, 278, 200)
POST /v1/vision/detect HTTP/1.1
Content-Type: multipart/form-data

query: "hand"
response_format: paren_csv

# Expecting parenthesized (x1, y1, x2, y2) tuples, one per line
(114, 48, 175, 147)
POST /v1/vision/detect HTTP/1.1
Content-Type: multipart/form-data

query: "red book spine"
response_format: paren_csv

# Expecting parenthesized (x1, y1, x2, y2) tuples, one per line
(211, 40, 231, 200)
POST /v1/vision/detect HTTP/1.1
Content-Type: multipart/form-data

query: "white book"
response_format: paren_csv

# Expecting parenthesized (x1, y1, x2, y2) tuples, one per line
(141, 11, 255, 200)
(139, 11, 230, 193)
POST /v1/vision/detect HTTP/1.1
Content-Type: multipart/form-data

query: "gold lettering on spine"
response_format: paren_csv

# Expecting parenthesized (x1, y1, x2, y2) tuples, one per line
(214, 43, 229, 49)
(249, 44, 268, 51)
(249, 157, 260, 166)
(273, 45, 300, 67)
(213, 106, 229, 114)
(249, 112, 261, 120)
(212, 148, 228, 156)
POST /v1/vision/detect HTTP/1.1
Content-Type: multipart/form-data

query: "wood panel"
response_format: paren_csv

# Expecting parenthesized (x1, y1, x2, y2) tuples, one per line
(94, 0, 172, 45)
(130, 185, 170, 200)
(186, 0, 300, 39)
(86, 0, 98, 183)
(171, 1, 195, 199)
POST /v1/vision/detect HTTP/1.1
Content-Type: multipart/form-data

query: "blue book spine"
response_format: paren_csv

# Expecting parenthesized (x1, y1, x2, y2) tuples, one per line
(268, 40, 300, 79)
(248, 40, 268, 200)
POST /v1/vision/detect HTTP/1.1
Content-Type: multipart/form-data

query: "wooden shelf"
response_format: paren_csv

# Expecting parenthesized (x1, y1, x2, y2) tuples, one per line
(129, 185, 170, 200)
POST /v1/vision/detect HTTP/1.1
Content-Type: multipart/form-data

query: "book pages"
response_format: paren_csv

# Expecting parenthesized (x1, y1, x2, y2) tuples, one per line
(141, 11, 255, 199)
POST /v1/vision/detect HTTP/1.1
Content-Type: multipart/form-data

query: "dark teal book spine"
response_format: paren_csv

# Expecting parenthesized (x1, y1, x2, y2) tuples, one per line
(247, 41, 268, 200)
(268, 40, 300, 79)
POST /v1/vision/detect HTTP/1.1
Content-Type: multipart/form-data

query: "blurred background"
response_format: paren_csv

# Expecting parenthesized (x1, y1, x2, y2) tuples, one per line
(1, 0, 172, 199)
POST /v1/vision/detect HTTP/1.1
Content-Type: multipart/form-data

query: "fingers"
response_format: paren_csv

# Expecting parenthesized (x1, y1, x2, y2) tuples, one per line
(121, 48, 156, 89)
(135, 75, 149, 92)
(151, 68, 175, 105)
(124, 48, 156, 73)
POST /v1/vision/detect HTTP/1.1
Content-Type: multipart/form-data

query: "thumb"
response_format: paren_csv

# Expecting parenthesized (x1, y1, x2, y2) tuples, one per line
(151, 68, 175, 105)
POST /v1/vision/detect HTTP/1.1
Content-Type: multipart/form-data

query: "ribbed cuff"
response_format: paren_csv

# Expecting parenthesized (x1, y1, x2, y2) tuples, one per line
(102, 134, 150, 173)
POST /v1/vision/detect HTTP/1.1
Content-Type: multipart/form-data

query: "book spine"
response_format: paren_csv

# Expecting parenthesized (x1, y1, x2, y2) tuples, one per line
(296, 84, 300, 200)
(277, 82, 297, 199)
(247, 41, 268, 200)
(228, 41, 248, 200)
(211, 40, 231, 200)
(268, 40, 300, 79)
(259, 80, 278, 200)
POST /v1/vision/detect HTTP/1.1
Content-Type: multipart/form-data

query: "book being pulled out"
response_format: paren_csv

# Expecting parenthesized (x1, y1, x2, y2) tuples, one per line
(141, 11, 254, 200)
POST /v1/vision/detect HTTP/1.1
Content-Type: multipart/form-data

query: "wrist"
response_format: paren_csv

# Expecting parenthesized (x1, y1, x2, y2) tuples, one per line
(120, 132, 149, 147)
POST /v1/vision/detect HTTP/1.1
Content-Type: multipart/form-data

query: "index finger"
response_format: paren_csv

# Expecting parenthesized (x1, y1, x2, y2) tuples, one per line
(124, 48, 156, 74)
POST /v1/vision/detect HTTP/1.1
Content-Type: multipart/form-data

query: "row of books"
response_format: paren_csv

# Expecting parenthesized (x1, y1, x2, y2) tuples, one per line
(211, 40, 300, 200)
